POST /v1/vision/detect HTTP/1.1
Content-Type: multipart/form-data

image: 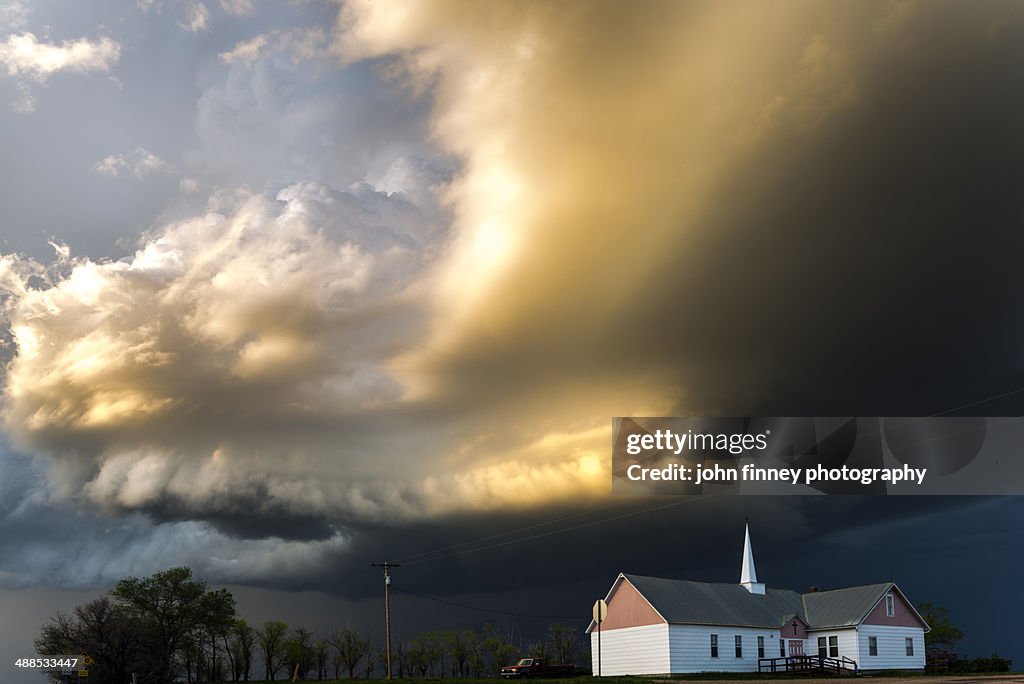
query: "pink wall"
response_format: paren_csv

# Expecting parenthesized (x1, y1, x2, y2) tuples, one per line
(862, 589, 926, 628)
(781, 617, 809, 639)
(597, 578, 666, 632)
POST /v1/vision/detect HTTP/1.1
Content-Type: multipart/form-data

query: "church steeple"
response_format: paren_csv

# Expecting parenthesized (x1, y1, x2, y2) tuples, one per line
(740, 520, 766, 595)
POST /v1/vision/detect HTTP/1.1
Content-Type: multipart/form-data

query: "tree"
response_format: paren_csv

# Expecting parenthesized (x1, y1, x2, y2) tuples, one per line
(466, 634, 486, 677)
(283, 626, 317, 680)
(109, 567, 236, 684)
(547, 623, 578, 665)
(393, 640, 410, 678)
(226, 618, 257, 681)
(329, 627, 372, 678)
(918, 602, 965, 651)
(257, 620, 290, 681)
(314, 639, 330, 680)
(524, 638, 553, 661)
(201, 588, 238, 682)
(445, 630, 477, 677)
(480, 623, 515, 675)
(35, 596, 145, 684)
(409, 631, 446, 677)
(179, 631, 204, 682)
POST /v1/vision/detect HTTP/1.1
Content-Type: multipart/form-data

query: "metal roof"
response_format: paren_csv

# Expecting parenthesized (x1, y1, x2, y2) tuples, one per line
(623, 574, 803, 628)
(801, 582, 892, 629)
(621, 574, 893, 630)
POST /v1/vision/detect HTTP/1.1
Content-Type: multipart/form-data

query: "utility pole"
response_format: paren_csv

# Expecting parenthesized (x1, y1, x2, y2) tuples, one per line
(372, 562, 402, 679)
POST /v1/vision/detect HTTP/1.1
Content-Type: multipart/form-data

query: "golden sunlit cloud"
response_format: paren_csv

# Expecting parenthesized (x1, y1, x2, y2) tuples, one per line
(0, 177, 653, 523)
(333, 0, 882, 406)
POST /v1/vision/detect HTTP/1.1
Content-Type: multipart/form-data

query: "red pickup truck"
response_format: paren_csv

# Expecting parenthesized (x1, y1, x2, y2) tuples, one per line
(500, 657, 575, 679)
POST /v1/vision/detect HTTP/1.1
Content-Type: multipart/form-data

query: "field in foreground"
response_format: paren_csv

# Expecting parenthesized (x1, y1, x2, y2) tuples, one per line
(231, 675, 1023, 684)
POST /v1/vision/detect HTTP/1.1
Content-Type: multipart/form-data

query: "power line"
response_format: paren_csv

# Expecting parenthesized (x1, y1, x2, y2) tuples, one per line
(392, 586, 582, 621)
(401, 496, 711, 567)
(826, 384, 1024, 443)
(845, 416, 1024, 468)
(392, 498, 641, 564)
(926, 383, 1024, 416)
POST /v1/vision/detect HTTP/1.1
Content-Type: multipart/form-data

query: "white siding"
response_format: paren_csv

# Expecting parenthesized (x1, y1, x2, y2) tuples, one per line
(668, 625, 785, 673)
(807, 629, 860, 665)
(589, 623, 925, 675)
(591, 624, 669, 676)
(857, 625, 926, 670)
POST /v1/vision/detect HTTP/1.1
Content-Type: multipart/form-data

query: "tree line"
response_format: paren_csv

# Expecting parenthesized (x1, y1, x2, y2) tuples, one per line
(35, 567, 583, 684)
(919, 602, 1011, 674)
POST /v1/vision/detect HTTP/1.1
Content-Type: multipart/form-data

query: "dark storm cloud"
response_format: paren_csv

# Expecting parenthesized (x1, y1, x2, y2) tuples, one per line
(361, 0, 1024, 420)
(623, 8, 1024, 415)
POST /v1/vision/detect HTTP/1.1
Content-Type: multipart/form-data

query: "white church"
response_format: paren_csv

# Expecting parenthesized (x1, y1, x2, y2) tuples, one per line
(587, 524, 930, 675)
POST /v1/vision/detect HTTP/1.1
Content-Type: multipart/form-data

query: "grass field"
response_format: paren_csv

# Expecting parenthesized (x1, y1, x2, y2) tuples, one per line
(226, 674, 1023, 684)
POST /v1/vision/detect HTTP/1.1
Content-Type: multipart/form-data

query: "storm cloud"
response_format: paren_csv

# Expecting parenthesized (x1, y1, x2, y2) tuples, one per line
(0, 3, 1022, 673)
(337, 0, 1024, 417)
(1, 0, 1023, 545)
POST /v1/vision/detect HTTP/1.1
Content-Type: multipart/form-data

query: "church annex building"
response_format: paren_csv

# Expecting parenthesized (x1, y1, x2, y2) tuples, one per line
(586, 524, 930, 675)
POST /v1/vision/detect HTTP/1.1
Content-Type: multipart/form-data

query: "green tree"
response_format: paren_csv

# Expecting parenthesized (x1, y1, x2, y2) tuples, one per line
(480, 624, 515, 675)
(525, 638, 553, 661)
(257, 620, 290, 680)
(329, 627, 372, 678)
(918, 602, 964, 651)
(314, 639, 330, 680)
(226, 618, 257, 681)
(411, 631, 446, 677)
(445, 630, 476, 677)
(283, 626, 316, 680)
(35, 596, 145, 684)
(110, 566, 236, 684)
(466, 632, 486, 677)
(201, 587, 238, 682)
(547, 623, 578, 665)
(393, 640, 410, 678)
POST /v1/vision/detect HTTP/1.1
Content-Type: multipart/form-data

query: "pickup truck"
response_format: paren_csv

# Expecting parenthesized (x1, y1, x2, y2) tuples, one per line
(500, 658, 575, 678)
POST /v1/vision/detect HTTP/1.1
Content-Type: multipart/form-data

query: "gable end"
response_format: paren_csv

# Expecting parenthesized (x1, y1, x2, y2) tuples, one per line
(586, 575, 667, 634)
(862, 584, 930, 630)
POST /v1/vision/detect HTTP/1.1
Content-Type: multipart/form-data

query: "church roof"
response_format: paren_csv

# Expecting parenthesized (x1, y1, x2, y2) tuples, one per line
(620, 574, 896, 630)
(624, 574, 802, 628)
(802, 582, 893, 629)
